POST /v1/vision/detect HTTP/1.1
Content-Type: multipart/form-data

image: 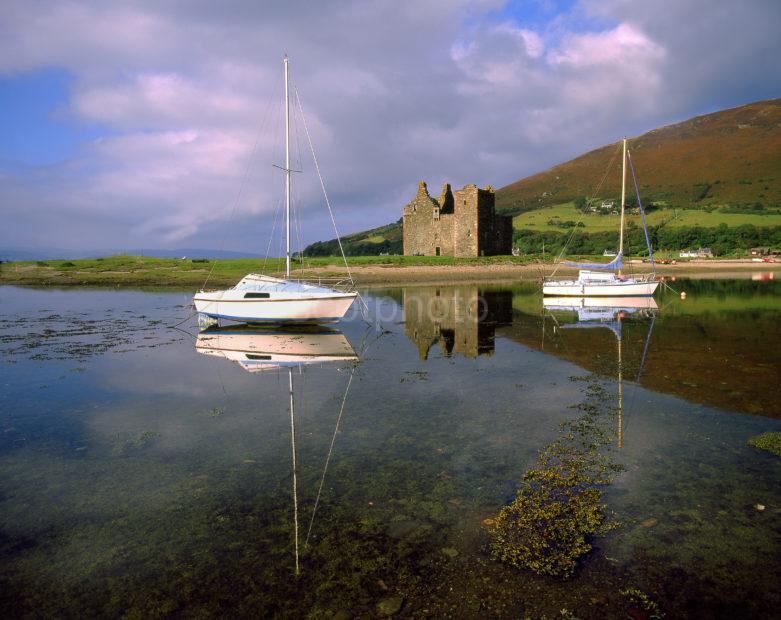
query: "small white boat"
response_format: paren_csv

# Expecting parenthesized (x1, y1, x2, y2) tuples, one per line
(194, 56, 357, 324)
(543, 270, 659, 297)
(544, 138, 659, 297)
(194, 274, 356, 324)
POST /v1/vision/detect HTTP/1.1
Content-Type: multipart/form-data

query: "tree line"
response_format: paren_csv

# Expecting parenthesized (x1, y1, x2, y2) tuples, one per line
(512, 224, 781, 257)
(305, 222, 779, 257)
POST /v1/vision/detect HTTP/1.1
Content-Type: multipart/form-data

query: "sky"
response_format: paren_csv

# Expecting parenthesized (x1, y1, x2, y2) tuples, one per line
(1, 0, 780, 255)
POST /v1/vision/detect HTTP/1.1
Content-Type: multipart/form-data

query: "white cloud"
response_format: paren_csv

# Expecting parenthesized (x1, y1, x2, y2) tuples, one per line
(547, 23, 664, 67)
(73, 73, 252, 128)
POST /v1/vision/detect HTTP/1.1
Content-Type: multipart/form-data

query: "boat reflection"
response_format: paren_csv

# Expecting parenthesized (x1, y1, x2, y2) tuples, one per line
(196, 325, 358, 371)
(195, 325, 358, 575)
(543, 296, 658, 323)
(403, 287, 512, 359)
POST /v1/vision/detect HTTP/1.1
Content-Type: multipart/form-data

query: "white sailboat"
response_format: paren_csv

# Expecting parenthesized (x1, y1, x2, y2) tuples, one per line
(543, 138, 659, 297)
(194, 56, 357, 324)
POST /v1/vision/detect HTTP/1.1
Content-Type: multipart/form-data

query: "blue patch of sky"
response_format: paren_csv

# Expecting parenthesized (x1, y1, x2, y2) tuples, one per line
(0, 67, 109, 167)
(491, 1, 617, 39)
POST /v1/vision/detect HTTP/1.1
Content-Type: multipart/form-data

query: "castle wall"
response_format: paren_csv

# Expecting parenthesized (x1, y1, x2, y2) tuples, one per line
(495, 214, 513, 255)
(403, 182, 456, 256)
(403, 181, 512, 257)
(452, 185, 478, 257)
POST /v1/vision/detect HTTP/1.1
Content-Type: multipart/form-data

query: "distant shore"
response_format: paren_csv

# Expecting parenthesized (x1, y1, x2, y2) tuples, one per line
(1, 256, 778, 288)
(310, 259, 781, 286)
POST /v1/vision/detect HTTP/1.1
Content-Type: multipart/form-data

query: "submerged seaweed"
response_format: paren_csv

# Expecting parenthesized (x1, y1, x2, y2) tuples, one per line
(486, 380, 624, 578)
(747, 432, 781, 456)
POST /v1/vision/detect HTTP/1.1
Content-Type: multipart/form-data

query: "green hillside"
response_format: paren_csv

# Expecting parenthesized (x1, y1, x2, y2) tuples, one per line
(512, 201, 781, 232)
(305, 219, 402, 256)
(306, 99, 780, 256)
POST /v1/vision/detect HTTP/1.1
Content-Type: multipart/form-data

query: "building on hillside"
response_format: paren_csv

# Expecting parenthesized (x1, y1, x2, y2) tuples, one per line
(679, 247, 713, 258)
(402, 181, 513, 257)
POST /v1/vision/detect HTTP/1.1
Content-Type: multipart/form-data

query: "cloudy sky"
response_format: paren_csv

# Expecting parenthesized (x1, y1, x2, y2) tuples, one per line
(1, 0, 779, 255)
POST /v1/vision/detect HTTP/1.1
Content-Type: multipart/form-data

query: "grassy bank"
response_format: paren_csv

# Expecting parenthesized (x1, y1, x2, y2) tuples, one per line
(2, 254, 779, 288)
(0, 254, 541, 287)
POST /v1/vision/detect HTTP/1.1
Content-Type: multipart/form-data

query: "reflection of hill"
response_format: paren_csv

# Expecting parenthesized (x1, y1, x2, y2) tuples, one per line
(404, 287, 512, 360)
(501, 303, 780, 419)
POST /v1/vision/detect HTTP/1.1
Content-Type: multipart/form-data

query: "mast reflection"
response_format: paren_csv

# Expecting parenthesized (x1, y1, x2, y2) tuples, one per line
(195, 325, 358, 575)
(544, 298, 657, 449)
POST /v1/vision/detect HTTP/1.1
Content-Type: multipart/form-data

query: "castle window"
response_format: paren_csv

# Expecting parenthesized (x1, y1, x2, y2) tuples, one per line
(467, 229, 471, 237)
(435, 247, 441, 256)
(433, 208, 439, 220)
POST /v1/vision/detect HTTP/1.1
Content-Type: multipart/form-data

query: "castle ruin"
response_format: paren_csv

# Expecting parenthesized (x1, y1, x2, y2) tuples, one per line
(402, 182, 513, 257)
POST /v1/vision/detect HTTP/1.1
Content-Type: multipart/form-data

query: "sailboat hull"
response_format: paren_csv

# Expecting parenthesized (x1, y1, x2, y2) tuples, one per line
(543, 279, 659, 297)
(194, 291, 357, 323)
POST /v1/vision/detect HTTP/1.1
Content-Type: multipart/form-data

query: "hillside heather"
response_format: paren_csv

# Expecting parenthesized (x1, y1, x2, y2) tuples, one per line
(496, 99, 781, 215)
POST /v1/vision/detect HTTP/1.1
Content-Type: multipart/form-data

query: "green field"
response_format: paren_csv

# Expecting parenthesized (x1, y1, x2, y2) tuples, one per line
(512, 202, 781, 232)
(359, 235, 386, 244)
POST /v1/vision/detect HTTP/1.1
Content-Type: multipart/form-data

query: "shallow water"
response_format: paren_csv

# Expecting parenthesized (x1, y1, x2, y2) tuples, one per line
(0, 280, 779, 618)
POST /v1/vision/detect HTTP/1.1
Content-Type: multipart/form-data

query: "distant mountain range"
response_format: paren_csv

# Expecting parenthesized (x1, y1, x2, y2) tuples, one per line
(305, 98, 780, 255)
(0, 247, 262, 262)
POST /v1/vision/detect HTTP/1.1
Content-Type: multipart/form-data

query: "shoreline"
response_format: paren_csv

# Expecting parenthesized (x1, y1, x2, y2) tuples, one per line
(317, 260, 781, 286)
(1, 259, 779, 288)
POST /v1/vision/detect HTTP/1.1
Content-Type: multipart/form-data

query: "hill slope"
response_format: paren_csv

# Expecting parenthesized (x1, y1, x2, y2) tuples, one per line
(304, 219, 402, 256)
(496, 98, 781, 214)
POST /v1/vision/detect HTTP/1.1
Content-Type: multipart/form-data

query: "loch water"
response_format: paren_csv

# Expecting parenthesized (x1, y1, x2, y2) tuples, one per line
(1, 278, 779, 618)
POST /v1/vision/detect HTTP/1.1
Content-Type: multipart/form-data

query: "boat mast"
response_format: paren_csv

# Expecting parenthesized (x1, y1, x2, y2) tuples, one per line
(284, 56, 292, 279)
(618, 137, 627, 276)
(618, 138, 626, 275)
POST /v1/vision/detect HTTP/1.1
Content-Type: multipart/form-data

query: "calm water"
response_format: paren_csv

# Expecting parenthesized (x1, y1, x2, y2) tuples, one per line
(1, 279, 779, 618)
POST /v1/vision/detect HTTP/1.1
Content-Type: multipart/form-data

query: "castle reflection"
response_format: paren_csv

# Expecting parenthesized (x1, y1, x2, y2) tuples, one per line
(403, 286, 512, 360)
